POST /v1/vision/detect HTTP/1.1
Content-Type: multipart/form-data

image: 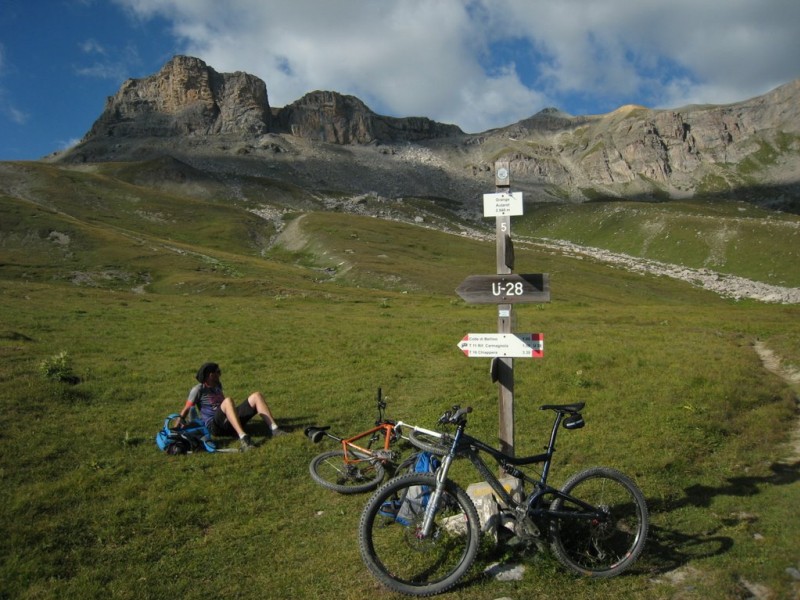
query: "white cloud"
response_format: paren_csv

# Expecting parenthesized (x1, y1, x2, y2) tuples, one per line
(0, 85, 29, 125)
(73, 43, 142, 81)
(112, 0, 800, 131)
(1, 101, 29, 125)
(493, 0, 800, 109)
(0, 44, 29, 125)
(80, 39, 108, 55)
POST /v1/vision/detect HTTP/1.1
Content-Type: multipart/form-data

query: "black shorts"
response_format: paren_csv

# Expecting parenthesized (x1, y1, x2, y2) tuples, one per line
(209, 400, 257, 436)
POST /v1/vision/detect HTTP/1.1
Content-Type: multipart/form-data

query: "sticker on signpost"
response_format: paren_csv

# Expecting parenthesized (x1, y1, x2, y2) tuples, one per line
(483, 192, 523, 217)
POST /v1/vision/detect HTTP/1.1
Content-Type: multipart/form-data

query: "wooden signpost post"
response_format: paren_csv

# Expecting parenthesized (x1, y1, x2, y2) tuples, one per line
(456, 161, 550, 456)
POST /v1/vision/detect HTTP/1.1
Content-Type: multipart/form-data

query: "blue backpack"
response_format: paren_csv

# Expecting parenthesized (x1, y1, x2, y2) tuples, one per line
(155, 413, 216, 455)
(380, 451, 441, 525)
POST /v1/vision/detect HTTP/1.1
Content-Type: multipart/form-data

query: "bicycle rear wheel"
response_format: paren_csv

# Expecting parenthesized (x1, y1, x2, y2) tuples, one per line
(549, 466, 648, 578)
(309, 449, 385, 494)
(359, 473, 480, 596)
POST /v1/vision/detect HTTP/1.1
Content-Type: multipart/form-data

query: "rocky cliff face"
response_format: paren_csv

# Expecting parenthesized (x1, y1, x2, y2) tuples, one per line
(273, 91, 462, 143)
(84, 56, 462, 145)
(85, 56, 271, 138)
(477, 78, 800, 205)
(63, 56, 800, 211)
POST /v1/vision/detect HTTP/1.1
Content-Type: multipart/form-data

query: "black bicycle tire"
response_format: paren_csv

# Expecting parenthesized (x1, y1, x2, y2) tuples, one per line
(358, 472, 481, 596)
(549, 466, 648, 578)
(308, 449, 385, 494)
(407, 429, 451, 456)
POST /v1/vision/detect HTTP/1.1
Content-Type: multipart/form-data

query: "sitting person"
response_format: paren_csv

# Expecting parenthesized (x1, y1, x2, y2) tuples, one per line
(178, 361, 285, 452)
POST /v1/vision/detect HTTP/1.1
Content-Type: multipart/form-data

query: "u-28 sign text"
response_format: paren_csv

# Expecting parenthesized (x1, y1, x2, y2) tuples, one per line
(456, 274, 550, 304)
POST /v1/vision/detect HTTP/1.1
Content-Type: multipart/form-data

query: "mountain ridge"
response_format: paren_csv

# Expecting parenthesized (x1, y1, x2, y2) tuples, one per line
(52, 55, 800, 212)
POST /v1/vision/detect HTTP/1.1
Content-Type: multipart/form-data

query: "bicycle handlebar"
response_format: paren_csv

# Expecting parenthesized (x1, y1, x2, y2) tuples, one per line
(438, 405, 472, 425)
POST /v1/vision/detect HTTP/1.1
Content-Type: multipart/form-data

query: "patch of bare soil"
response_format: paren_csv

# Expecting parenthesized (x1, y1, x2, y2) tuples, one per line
(754, 341, 800, 463)
(273, 213, 309, 252)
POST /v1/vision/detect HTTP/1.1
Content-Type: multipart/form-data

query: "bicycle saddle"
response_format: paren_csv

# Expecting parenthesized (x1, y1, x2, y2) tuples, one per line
(304, 425, 330, 443)
(539, 402, 585, 413)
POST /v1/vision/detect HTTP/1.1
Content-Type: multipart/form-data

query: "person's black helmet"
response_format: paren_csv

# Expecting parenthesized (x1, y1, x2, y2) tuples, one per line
(196, 362, 220, 383)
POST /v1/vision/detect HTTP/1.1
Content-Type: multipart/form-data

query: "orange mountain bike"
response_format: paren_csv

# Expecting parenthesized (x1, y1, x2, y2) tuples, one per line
(305, 388, 408, 494)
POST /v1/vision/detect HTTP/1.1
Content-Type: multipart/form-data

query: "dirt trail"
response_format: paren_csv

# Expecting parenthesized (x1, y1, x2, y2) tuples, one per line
(753, 341, 800, 462)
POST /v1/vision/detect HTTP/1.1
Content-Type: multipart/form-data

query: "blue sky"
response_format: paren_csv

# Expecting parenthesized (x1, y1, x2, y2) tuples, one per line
(2, 0, 799, 161)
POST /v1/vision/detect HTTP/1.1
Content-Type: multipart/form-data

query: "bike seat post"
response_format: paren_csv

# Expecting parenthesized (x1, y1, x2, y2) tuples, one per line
(538, 412, 565, 483)
(546, 411, 564, 453)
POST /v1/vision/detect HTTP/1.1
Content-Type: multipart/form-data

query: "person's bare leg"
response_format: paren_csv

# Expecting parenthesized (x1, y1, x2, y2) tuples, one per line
(248, 392, 283, 433)
(220, 397, 247, 437)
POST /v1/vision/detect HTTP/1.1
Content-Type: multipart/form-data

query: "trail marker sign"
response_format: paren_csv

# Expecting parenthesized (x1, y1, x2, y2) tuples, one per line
(483, 192, 523, 217)
(457, 333, 544, 358)
(456, 274, 550, 304)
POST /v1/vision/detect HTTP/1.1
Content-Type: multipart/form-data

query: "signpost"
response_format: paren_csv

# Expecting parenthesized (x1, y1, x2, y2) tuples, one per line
(456, 161, 551, 457)
(492, 163, 515, 455)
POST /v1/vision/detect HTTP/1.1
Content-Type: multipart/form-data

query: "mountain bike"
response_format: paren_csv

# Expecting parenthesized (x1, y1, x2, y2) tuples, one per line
(305, 388, 431, 494)
(358, 402, 649, 596)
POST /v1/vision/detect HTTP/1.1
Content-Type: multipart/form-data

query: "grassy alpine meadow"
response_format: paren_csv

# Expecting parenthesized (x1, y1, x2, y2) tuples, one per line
(1, 179, 799, 599)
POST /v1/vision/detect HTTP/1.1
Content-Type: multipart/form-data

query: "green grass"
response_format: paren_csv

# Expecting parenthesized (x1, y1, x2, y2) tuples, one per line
(1, 161, 799, 599)
(518, 200, 800, 286)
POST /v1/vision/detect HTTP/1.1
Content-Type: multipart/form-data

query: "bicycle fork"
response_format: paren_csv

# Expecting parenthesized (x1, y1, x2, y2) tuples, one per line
(419, 452, 455, 537)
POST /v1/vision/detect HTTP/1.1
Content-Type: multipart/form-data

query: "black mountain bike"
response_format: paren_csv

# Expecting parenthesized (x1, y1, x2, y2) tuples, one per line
(358, 403, 648, 596)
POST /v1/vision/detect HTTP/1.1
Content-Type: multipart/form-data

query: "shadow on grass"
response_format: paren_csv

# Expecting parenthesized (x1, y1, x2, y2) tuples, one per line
(643, 460, 799, 574)
(643, 525, 734, 575)
(670, 460, 799, 511)
(246, 415, 312, 437)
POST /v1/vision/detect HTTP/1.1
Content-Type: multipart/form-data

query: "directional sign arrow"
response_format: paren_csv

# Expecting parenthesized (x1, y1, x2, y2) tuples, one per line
(458, 333, 544, 358)
(456, 274, 550, 304)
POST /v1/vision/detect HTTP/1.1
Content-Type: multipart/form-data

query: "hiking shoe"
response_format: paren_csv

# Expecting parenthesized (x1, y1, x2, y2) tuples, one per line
(240, 435, 256, 452)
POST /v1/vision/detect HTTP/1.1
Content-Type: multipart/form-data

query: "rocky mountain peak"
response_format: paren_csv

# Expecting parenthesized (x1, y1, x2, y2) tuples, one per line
(272, 90, 463, 144)
(84, 55, 271, 139)
(272, 90, 379, 144)
(81, 56, 462, 147)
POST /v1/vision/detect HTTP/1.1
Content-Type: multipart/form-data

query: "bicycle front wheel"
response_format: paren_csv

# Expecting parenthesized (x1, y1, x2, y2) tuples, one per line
(308, 449, 385, 494)
(359, 472, 481, 596)
(550, 466, 648, 578)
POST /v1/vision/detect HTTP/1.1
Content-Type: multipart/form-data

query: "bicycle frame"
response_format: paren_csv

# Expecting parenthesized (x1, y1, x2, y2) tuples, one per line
(338, 421, 397, 463)
(337, 419, 445, 465)
(424, 404, 606, 533)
